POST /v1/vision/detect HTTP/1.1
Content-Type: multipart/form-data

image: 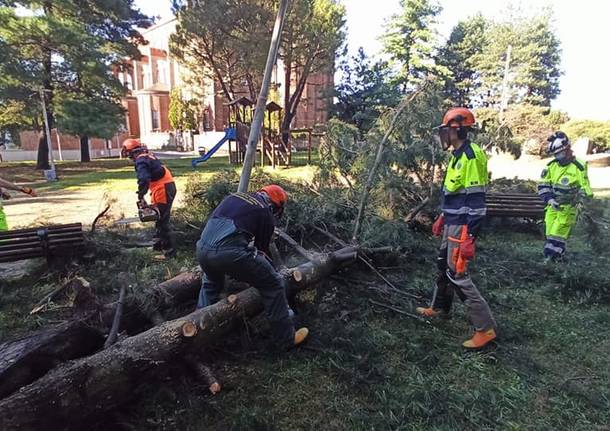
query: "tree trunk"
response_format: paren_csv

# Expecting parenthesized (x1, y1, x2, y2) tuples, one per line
(0, 320, 104, 400)
(282, 53, 292, 145)
(80, 135, 90, 163)
(0, 272, 201, 401)
(36, 130, 50, 170)
(280, 58, 312, 144)
(0, 248, 358, 430)
(37, 29, 53, 170)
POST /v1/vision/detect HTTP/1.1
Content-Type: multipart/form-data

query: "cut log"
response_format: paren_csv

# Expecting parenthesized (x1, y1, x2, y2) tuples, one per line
(0, 248, 359, 430)
(184, 355, 221, 395)
(0, 272, 201, 401)
(0, 320, 104, 400)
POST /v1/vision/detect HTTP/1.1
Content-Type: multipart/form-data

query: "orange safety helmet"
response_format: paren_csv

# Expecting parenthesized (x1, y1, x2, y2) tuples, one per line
(259, 184, 288, 215)
(121, 138, 145, 158)
(438, 107, 476, 129)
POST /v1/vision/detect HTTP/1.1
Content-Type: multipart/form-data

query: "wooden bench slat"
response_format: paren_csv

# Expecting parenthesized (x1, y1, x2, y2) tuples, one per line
(0, 223, 85, 263)
(0, 232, 84, 247)
(0, 226, 83, 240)
(0, 241, 84, 258)
(0, 238, 85, 253)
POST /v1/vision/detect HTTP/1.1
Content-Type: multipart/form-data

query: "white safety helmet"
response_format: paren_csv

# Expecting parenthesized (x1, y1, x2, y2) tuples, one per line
(547, 131, 570, 155)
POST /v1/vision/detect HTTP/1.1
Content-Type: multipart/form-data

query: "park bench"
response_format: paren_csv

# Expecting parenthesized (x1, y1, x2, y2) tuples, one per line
(486, 193, 545, 218)
(0, 223, 85, 263)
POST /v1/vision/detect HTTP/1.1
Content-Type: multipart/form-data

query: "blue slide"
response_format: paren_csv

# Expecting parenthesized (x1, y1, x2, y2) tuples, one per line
(192, 127, 237, 168)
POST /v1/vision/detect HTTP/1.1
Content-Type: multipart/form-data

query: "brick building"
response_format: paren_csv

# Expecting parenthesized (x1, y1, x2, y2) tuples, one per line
(116, 18, 333, 150)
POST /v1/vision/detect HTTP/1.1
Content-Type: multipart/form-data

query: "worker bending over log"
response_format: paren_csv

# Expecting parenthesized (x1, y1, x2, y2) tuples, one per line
(196, 185, 308, 349)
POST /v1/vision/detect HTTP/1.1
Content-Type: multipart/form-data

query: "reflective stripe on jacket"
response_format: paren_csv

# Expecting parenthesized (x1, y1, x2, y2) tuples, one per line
(538, 158, 592, 205)
(441, 141, 488, 235)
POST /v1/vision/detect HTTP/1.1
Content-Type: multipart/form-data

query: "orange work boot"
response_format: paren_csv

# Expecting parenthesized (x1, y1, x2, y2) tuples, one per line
(294, 327, 309, 346)
(462, 328, 497, 349)
(415, 307, 449, 319)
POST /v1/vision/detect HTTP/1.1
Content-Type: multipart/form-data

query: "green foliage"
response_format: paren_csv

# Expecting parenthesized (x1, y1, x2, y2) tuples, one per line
(472, 9, 562, 107)
(55, 95, 125, 140)
(168, 88, 198, 132)
(437, 8, 562, 108)
(325, 81, 448, 224)
(578, 198, 610, 253)
(317, 118, 361, 189)
(487, 177, 538, 193)
(563, 120, 610, 150)
(436, 13, 488, 106)
(333, 48, 401, 135)
(172, 0, 345, 103)
(474, 108, 521, 157)
(170, 0, 272, 102)
(475, 105, 569, 156)
(373, 81, 447, 218)
(382, 0, 445, 89)
(0, 1, 151, 166)
(281, 0, 346, 129)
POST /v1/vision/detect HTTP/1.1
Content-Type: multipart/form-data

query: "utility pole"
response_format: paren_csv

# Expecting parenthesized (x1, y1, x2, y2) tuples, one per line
(40, 88, 57, 180)
(238, 0, 291, 193)
(499, 44, 512, 121)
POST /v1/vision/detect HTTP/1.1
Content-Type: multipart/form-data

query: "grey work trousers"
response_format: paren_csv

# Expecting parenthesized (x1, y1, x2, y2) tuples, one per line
(196, 236, 294, 347)
(431, 224, 496, 332)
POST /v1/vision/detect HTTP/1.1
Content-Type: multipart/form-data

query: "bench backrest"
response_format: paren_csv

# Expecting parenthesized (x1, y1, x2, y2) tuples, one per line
(0, 223, 84, 263)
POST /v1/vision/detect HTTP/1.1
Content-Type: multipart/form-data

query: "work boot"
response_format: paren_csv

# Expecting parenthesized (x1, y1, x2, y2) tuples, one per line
(462, 328, 497, 349)
(153, 248, 176, 261)
(294, 327, 309, 346)
(415, 307, 450, 319)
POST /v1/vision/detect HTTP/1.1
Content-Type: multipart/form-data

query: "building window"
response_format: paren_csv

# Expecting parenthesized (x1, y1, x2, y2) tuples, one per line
(152, 110, 160, 130)
(157, 60, 167, 84)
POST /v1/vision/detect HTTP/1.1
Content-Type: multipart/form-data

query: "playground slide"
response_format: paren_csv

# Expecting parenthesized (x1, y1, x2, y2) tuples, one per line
(191, 127, 237, 168)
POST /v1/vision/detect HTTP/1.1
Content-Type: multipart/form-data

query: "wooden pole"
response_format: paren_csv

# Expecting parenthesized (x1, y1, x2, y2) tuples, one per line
(238, 0, 291, 192)
(352, 84, 426, 241)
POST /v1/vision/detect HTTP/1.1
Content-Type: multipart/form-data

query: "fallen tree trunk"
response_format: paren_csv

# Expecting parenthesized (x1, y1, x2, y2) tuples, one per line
(0, 320, 105, 400)
(0, 271, 202, 402)
(0, 247, 358, 430)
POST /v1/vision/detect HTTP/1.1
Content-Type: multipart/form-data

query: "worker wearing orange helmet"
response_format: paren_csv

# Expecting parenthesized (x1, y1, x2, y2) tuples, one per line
(195, 185, 308, 349)
(122, 138, 177, 259)
(416, 107, 497, 349)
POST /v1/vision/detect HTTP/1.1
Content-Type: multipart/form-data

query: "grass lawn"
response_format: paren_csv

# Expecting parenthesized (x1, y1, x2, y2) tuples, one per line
(1, 152, 318, 195)
(1, 155, 609, 430)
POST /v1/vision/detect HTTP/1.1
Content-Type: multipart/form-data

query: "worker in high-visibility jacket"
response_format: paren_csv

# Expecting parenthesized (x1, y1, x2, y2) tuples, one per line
(538, 131, 593, 260)
(416, 107, 497, 349)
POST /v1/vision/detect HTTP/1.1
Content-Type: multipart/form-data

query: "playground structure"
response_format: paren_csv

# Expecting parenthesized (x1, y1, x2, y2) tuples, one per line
(191, 96, 316, 168)
(192, 97, 252, 168)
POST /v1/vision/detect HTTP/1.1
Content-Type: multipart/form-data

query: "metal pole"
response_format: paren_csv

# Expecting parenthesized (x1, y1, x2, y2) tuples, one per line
(499, 44, 512, 120)
(238, 0, 290, 192)
(40, 88, 56, 173)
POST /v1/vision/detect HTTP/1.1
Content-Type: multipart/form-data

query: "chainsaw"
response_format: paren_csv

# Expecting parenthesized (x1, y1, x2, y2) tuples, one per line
(137, 200, 160, 223)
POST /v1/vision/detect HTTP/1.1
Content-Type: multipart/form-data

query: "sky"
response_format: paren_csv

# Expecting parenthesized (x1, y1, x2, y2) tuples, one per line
(135, 0, 610, 121)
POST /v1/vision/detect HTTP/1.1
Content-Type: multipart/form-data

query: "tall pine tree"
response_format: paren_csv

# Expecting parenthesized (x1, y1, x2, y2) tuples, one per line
(382, 0, 445, 91)
(0, 1, 151, 167)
